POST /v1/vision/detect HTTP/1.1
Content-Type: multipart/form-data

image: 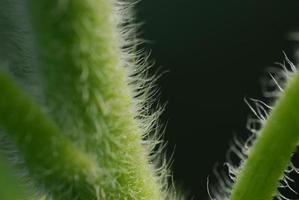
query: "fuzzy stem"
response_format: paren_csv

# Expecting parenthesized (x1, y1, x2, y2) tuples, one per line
(26, 0, 164, 199)
(0, 72, 107, 200)
(230, 71, 299, 199)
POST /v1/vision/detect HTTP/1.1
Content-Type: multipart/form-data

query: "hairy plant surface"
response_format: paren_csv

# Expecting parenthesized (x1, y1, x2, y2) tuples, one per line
(2, 0, 299, 200)
(229, 64, 299, 200)
(209, 59, 299, 200)
(0, 0, 178, 200)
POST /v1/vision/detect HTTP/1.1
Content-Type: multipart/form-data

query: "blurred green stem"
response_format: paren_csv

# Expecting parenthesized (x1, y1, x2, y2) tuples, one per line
(0, 154, 31, 200)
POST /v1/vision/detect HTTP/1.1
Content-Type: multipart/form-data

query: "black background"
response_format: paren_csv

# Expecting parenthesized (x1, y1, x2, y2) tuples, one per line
(136, 0, 299, 199)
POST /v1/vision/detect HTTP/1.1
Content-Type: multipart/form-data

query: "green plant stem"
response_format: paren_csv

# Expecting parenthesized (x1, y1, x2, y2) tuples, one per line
(0, 154, 31, 200)
(0, 72, 106, 200)
(27, 0, 164, 199)
(230, 71, 299, 199)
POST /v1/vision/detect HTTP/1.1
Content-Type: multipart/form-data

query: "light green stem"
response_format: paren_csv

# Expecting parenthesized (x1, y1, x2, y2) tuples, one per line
(26, 0, 164, 199)
(230, 71, 299, 199)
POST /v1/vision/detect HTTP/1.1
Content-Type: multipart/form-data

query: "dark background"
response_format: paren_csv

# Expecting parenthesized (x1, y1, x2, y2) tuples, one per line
(136, 0, 299, 199)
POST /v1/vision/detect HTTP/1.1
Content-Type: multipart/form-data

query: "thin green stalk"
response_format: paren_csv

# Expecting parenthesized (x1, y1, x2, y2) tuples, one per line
(0, 72, 106, 200)
(26, 0, 166, 199)
(230, 71, 299, 199)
